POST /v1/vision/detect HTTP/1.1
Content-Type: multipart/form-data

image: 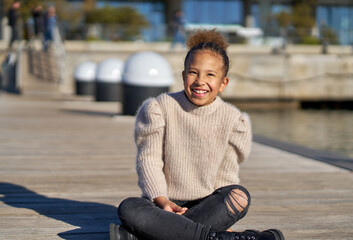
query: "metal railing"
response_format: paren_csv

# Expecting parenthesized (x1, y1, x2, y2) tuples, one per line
(52, 25, 66, 87)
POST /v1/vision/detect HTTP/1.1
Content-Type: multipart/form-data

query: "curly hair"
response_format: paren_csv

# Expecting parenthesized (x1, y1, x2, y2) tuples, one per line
(184, 29, 230, 76)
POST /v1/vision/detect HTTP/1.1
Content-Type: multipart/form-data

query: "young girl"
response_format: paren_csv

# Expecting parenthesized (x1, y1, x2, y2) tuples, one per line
(115, 30, 285, 240)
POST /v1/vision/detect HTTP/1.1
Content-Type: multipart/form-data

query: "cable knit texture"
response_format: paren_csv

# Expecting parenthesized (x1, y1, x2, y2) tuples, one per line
(135, 91, 252, 201)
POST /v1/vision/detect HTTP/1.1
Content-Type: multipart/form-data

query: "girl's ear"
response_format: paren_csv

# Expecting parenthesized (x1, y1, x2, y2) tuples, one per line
(182, 70, 186, 82)
(218, 77, 229, 93)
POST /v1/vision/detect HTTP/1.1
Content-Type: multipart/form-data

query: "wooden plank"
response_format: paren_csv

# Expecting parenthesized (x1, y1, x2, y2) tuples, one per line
(0, 64, 353, 240)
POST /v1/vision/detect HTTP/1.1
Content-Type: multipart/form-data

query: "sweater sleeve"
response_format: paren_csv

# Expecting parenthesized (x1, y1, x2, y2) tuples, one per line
(214, 113, 252, 189)
(134, 98, 167, 201)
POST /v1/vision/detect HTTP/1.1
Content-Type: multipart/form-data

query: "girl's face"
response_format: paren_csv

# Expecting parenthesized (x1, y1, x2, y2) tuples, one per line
(183, 50, 229, 106)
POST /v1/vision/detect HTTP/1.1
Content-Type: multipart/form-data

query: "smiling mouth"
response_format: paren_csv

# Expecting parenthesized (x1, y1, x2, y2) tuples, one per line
(192, 89, 208, 94)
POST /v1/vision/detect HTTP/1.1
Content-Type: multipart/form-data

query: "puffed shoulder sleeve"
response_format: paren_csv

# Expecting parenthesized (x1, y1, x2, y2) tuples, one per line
(215, 113, 252, 189)
(134, 98, 167, 200)
(231, 112, 252, 164)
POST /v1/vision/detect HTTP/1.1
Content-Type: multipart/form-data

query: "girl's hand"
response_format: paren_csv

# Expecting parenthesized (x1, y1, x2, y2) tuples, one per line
(153, 196, 188, 215)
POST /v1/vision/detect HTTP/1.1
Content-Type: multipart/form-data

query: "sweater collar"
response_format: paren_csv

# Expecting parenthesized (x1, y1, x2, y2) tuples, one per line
(174, 91, 222, 115)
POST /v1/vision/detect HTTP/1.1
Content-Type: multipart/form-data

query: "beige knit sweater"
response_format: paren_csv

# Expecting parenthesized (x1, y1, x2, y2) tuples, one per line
(135, 91, 252, 201)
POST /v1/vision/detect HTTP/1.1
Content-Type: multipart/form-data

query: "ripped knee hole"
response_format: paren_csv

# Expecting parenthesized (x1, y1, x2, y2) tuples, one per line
(224, 189, 248, 215)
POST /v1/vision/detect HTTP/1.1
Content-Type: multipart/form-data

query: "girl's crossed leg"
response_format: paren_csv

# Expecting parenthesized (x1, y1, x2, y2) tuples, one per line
(117, 185, 250, 240)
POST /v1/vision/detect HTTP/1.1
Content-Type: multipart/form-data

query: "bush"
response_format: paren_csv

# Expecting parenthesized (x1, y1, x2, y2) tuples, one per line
(301, 36, 320, 45)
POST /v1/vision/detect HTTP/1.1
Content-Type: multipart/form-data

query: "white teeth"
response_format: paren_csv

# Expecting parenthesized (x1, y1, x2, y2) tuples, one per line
(194, 90, 207, 93)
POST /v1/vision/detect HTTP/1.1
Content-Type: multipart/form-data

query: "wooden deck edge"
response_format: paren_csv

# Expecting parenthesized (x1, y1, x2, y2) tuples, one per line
(254, 134, 353, 171)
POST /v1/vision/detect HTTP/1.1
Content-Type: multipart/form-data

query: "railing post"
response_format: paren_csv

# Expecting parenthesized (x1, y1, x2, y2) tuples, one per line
(53, 25, 66, 91)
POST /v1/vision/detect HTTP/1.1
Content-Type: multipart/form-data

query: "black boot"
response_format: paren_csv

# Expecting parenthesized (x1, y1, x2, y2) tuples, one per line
(110, 223, 139, 240)
(209, 229, 285, 240)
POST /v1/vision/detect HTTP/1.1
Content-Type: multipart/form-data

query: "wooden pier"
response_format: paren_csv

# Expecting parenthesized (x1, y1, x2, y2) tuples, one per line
(0, 50, 352, 240)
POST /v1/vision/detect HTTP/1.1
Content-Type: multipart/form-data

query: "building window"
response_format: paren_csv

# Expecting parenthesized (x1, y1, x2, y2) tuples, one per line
(182, 0, 243, 24)
(317, 5, 353, 45)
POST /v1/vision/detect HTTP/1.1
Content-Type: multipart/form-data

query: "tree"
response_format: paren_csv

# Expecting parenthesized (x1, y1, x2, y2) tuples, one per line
(293, 0, 317, 16)
(274, 1, 325, 44)
(2, 0, 14, 14)
(275, 11, 291, 29)
(292, 4, 315, 32)
(83, 0, 96, 12)
(320, 24, 339, 45)
(85, 6, 149, 41)
(291, 0, 317, 42)
(274, 11, 291, 48)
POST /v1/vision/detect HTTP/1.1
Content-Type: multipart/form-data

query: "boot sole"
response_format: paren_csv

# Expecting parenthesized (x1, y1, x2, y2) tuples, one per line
(264, 229, 285, 240)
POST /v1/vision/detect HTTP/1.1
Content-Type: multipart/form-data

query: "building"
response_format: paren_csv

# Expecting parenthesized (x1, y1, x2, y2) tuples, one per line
(69, 0, 353, 44)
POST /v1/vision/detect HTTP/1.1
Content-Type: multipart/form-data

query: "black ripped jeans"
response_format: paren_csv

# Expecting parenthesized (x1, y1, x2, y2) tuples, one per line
(117, 185, 251, 240)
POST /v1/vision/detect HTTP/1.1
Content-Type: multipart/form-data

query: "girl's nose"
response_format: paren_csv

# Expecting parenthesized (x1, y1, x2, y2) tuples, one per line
(195, 75, 206, 85)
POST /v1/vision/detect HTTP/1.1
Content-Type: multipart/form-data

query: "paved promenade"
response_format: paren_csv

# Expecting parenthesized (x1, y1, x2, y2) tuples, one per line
(0, 51, 352, 240)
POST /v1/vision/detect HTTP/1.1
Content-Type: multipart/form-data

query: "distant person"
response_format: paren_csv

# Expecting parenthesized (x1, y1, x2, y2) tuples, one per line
(114, 29, 285, 240)
(7, 1, 21, 49)
(170, 9, 187, 49)
(43, 6, 57, 51)
(32, 5, 45, 41)
(24, 17, 36, 47)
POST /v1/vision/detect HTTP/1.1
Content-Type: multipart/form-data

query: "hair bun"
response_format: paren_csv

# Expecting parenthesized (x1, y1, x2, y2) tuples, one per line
(186, 29, 229, 51)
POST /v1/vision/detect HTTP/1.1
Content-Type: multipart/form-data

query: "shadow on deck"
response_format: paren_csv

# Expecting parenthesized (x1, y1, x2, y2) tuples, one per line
(0, 182, 121, 240)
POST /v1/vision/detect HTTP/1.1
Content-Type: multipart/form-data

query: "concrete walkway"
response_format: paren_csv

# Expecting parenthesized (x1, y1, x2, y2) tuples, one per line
(0, 50, 352, 240)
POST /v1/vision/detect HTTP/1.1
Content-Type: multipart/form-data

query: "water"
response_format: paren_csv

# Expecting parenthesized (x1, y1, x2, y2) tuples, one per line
(246, 109, 353, 159)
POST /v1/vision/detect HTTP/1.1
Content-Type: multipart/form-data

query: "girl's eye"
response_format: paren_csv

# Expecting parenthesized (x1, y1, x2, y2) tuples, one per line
(188, 71, 197, 75)
(208, 73, 215, 77)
